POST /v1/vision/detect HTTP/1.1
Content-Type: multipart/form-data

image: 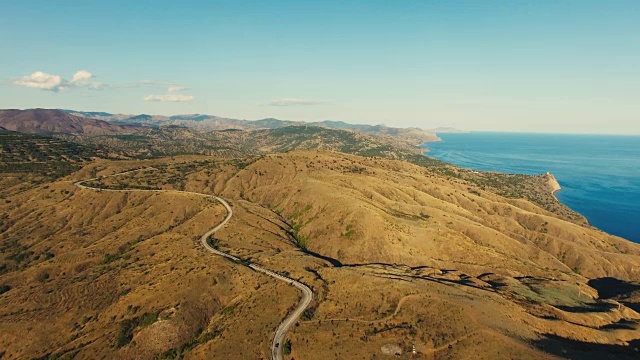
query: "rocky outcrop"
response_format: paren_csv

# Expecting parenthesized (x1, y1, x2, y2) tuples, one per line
(544, 172, 562, 195)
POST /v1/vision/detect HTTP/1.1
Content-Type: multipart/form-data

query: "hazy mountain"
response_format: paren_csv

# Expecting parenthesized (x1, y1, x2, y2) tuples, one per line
(60, 109, 440, 144)
(127, 114, 153, 121)
(169, 114, 216, 122)
(0, 109, 138, 136)
(316, 120, 361, 129)
(429, 127, 468, 133)
(58, 110, 115, 118)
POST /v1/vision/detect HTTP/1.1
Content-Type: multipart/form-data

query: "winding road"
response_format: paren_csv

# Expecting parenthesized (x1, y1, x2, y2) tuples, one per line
(76, 170, 313, 360)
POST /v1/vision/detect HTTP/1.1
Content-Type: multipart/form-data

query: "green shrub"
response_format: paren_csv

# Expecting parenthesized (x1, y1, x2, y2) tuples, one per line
(116, 311, 159, 348)
(344, 224, 355, 239)
(101, 253, 120, 264)
(283, 339, 292, 355)
(116, 319, 137, 347)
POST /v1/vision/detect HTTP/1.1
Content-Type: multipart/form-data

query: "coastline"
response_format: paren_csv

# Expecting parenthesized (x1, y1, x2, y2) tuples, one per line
(419, 139, 593, 227)
(420, 137, 440, 153)
(420, 133, 640, 241)
(421, 136, 562, 197)
(544, 172, 562, 198)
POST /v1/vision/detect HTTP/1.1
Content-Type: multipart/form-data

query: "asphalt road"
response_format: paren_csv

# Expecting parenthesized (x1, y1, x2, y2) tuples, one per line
(76, 170, 313, 360)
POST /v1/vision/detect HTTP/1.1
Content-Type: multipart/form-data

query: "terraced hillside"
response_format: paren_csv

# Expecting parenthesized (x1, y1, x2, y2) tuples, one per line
(0, 130, 102, 194)
(57, 126, 252, 159)
(57, 125, 442, 163)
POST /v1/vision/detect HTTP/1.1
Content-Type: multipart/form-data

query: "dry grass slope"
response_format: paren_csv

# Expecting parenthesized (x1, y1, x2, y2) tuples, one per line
(1, 150, 639, 359)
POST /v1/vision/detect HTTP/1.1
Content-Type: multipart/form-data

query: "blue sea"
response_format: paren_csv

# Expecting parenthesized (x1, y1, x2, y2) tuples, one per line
(424, 132, 640, 243)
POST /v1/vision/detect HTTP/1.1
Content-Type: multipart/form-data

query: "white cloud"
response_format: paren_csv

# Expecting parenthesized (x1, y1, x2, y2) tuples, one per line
(69, 70, 94, 86)
(13, 71, 189, 97)
(13, 70, 105, 91)
(144, 94, 195, 102)
(69, 70, 105, 89)
(167, 86, 188, 92)
(267, 98, 326, 106)
(14, 71, 64, 91)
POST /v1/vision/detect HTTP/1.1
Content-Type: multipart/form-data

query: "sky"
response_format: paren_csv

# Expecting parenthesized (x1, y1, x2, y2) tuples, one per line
(1, 0, 639, 134)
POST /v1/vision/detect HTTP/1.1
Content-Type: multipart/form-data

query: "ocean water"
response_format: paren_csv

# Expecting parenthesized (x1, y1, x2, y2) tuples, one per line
(424, 132, 640, 243)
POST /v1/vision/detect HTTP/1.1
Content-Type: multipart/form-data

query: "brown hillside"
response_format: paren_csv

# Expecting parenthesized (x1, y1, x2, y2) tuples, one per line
(219, 151, 640, 281)
(0, 109, 137, 136)
(1, 151, 639, 359)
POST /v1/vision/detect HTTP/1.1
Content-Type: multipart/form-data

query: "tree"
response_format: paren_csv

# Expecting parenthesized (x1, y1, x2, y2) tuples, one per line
(283, 339, 292, 355)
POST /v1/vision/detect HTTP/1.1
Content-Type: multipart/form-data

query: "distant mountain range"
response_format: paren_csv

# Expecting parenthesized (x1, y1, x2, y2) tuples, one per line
(1, 108, 456, 146)
(60, 109, 443, 144)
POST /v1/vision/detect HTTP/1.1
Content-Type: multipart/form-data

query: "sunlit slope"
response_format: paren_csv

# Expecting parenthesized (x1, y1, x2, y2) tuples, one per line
(222, 150, 640, 281)
(2, 150, 639, 359)
(0, 178, 295, 359)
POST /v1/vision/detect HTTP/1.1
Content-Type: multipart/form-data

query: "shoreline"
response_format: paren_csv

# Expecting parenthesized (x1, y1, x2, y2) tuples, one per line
(544, 172, 562, 198)
(420, 141, 563, 198)
(420, 143, 618, 238)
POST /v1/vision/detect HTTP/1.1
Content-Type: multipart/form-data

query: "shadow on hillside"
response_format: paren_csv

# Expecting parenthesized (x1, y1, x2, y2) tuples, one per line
(554, 302, 617, 313)
(588, 277, 640, 299)
(301, 248, 343, 267)
(587, 277, 640, 312)
(534, 334, 640, 360)
(600, 319, 639, 330)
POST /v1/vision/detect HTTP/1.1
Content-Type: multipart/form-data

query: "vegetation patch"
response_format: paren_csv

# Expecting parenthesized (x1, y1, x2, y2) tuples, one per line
(344, 224, 355, 239)
(115, 310, 160, 348)
(0, 130, 100, 181)
(282, 339, 292, 355)
(152, 328, 222, 359)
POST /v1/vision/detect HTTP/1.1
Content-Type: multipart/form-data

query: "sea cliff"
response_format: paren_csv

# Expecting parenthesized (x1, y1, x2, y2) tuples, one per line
(544, 172, 562, 195)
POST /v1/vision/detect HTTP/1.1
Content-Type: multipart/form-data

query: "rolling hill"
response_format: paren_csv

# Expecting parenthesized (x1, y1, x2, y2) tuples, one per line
(0, 109, 138, 136)
(1, 108, 639, 359)
(1, 149, 639, 359)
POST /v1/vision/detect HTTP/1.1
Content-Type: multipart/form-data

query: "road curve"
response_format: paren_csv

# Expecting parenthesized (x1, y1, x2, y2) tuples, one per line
(76, 170, 312, 360)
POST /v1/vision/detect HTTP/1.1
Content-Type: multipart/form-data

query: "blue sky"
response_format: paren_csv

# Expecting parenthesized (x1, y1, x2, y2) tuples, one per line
(1, 0, 639, 133)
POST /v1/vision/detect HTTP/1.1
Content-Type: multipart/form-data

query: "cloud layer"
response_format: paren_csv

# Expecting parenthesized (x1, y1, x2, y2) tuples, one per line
(14, 72, 63, 91)
(14, 70, 103, 91)
(144, 94, 195, 102)
(13, 70, 193, 102)
(267, 98, 325, 106)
